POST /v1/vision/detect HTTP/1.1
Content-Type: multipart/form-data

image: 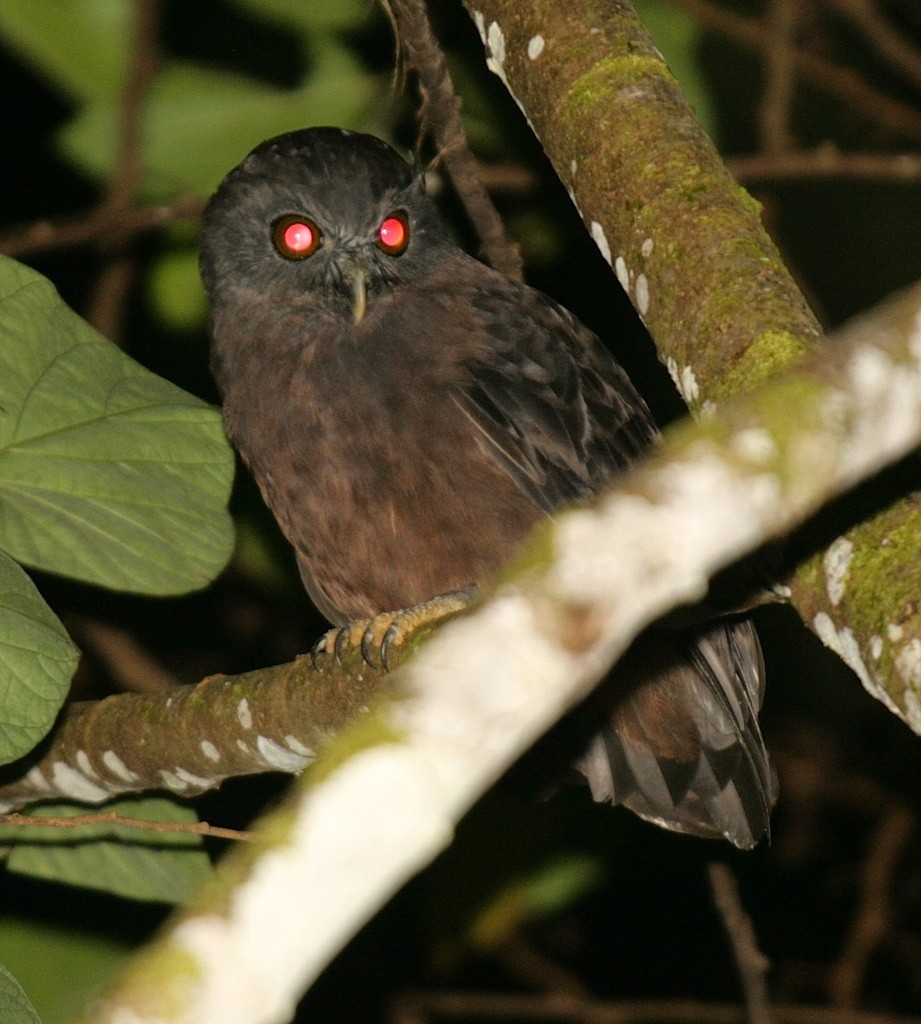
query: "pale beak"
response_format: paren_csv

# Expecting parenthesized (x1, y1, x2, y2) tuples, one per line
(349, 265, 367, 323)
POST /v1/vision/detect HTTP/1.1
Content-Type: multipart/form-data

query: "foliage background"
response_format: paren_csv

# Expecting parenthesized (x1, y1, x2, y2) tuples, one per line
(0, 0, 920, 1021)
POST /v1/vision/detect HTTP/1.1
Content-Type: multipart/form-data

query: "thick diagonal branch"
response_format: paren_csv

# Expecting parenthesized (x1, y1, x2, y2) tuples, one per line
(460, 0, 921, 728)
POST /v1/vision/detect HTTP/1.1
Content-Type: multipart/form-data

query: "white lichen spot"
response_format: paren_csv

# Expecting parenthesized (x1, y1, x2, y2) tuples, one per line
(822, 536, 854, 607)
(888, 623, 904, 642)
(284, 735, 315, 758)
(473, 10, 486, 42)
(641, 237, 654, 258)
(813, 612, 899, 714)
(527, 34, 545, 59)
(237, 697, 253, 730)
(570, 159, 577, 177)
(700, 399, 718, 420)
(680, 365, 700, 403)
(614, 255, 629, 290)
(102, 749, 139, 783)
(485, 21, 508, 85)
(895, 638, 921, 686)
(75, 749, 98, 779)
(236, 739, 250, 753)
(51, 762, 109, 803)
(200, 739, 221, 763)
(257, 736, 311, 773)
(590, 222, 612, 266)
(159, 770, 189, 792)
(635, 273, 650, 317)
(173, 767, 213, 789)
(732, 428, 776, 464)
(870, 635, 884, 660)
(772, 583, 792, 599)
(25, 765, 51, 791)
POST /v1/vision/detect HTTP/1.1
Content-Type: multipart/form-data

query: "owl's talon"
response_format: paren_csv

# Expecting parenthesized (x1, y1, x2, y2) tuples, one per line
(360, 623, 382, 668)
(307, 590, 475, 673)
(380, 622, 401, 671)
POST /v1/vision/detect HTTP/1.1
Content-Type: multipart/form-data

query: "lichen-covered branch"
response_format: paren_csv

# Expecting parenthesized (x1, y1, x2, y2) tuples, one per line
(81, 282, 921, 1024)
(0, 651, 391, 812)
(459, 0, 921, 722)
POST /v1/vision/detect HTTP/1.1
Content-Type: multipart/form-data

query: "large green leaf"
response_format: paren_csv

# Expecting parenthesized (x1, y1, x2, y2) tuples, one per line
(0, 797, 212, 904)
(58, 47, 379, 199)
(0, 550, 77, 767)
(0, 0, 128, 103)
(0, 255, 234, 595)
(0, 917, 127, 1024)
(0, 962, 43, 1024)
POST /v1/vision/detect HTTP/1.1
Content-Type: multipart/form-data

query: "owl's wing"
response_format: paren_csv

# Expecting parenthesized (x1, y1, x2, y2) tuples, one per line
(451, 280, 657, 512)
(452, 273, 775, 848)
(577, 618, 777, 849)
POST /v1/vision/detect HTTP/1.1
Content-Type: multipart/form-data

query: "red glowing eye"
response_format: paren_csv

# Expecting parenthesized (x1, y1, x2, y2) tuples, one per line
(377, 214, 409, 255)
(272, 215, 321, 259)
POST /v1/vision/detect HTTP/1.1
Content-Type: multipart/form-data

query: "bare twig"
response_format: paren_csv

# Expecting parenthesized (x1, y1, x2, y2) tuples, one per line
(381, 0, 523, 279)
(500, 933, 590, 998)
(394, 990, 921, 1024)
(0, 811, 251, 843)
(759, 0, 799, 152)
(728, 148, 921, 182)
(709, 863, 775, 1024)
(669, 0, 921, 144)
(0, 197, 204, 259)
(827, 0, 921, 93)
(88, 0, 162, 341)
(72, 617, 180, 693)
(829, 805, 915, 1008)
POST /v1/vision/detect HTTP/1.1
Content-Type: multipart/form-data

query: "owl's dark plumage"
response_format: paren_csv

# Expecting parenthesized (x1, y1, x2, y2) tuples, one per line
(201, 127, 776, 848)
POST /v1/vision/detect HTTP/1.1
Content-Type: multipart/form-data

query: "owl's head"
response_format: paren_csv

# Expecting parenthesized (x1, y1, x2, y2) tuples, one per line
(200, 127, 453, 322)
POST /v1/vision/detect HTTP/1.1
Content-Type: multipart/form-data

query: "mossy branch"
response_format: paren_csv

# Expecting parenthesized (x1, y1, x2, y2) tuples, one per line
(460, 0, 921, 723)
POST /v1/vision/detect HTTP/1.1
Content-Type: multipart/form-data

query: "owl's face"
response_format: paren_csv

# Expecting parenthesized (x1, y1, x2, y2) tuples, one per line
(200, 127, 453, 322)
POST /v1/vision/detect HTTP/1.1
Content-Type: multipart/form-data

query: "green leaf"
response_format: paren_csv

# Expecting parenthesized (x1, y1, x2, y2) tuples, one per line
(0, 797, 213, 904)
(0, 962, 43, 1024)
(147, 248, 209, 333)
(58, 47, 380, 198)
(0, 550, 78, 767)
(0, 0, 128, 103)
(470, 855, 601, 949)
(229, 0, 373, 33)
(0, 255, 235, 595)
(0, 915, 129, 1024)
(634, 0, 717, 138)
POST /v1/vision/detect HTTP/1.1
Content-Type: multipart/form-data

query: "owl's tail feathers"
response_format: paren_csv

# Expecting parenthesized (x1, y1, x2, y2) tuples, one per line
(575, 620, 777, 850)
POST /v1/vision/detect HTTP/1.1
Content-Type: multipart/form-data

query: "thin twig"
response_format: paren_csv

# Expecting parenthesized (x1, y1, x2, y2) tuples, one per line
(827, 0, 921, 93)
(829, 804, 914, 1008)
(0, 197, 204, 259)
(381, 0, 524, 279)
(727, 148, 921, 181)
(395, 989, 921, 1024)
(669, 0, 921, 144)
(759, 0, 799, 152)
(0, 811, 251, 843)
(89, 0, 162, 340)
(709, 863, 775, 1024)
(72, 617, 179, 693)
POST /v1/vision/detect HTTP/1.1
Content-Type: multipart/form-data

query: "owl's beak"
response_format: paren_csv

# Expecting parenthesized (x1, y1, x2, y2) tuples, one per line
(349, 266, 367, 323)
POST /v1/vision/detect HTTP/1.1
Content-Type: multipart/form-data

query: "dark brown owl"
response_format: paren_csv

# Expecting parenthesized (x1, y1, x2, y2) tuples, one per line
(200, 127, 776, 847)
